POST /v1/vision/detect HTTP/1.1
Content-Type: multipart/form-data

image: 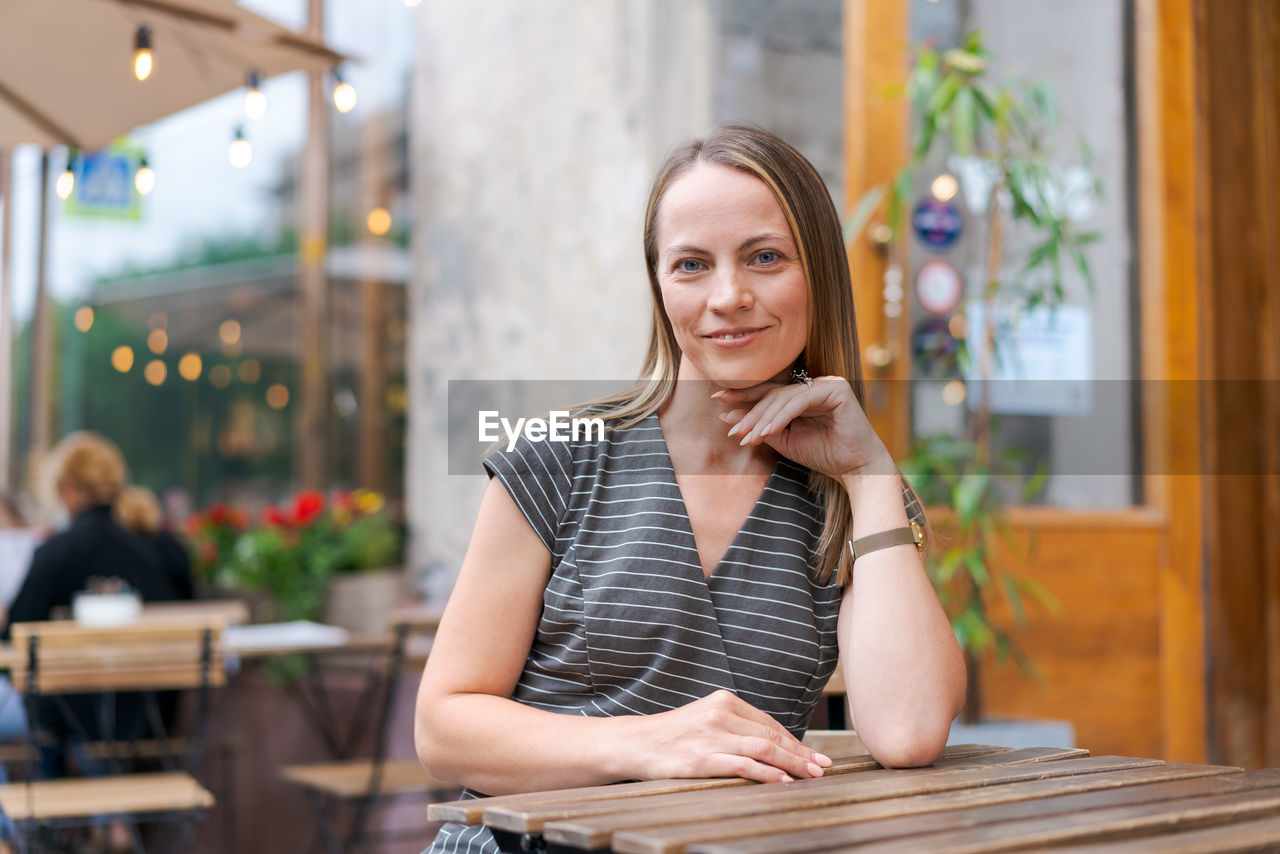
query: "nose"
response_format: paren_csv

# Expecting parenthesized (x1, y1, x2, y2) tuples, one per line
(706, 266, 754, 314)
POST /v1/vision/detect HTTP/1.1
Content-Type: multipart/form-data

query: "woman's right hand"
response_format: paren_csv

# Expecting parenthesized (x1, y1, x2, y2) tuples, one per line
(622, 689, 832, 784)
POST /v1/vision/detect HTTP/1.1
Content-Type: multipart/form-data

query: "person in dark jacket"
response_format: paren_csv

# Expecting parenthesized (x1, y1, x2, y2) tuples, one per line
(6, 432, 190, 754)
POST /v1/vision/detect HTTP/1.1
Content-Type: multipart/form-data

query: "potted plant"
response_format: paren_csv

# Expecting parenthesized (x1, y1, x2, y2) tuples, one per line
(854, 31, 1101, 735)
(187, 489, 403, 633)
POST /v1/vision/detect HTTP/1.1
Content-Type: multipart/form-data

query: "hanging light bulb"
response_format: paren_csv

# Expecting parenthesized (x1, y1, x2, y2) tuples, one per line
(244, 70, 267, 120)
(56, 149, 77, 200)
(134, 155, 155, 195)
(332, 70, 357, 114)
(228, 126, 252, 168)
(134, 25, 153, 81)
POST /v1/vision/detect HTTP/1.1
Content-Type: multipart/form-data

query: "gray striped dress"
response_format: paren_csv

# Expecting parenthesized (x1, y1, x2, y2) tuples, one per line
(427, 413, 843, 854)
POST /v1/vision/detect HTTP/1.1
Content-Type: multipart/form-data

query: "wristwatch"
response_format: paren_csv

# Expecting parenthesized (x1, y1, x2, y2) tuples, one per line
(848, 519, 925, 561)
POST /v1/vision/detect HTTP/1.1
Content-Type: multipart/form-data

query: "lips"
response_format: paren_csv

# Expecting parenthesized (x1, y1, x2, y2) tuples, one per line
(704, 326, 769, 348)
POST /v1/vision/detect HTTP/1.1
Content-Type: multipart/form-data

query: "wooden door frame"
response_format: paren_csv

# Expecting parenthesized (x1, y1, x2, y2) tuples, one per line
(843, 0, 1210, 762)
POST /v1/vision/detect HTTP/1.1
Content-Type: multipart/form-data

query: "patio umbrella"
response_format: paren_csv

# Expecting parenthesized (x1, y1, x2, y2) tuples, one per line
(0, 0, 346, 151)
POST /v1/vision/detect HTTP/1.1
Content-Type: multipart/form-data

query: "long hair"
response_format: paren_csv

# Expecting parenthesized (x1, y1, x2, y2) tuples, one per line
(592, 123, 869, 586)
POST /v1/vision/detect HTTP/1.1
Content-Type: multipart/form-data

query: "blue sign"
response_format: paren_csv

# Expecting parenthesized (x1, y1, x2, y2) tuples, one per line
(65, 145, 142, 221)
(911, 196, 962, 250)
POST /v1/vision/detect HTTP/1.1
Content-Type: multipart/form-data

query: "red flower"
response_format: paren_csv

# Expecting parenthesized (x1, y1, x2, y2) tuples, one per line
(208, 502, 229, 525)
(263, 506, 289, 527)
(230, 508, 250, 530)
(292, 491, 325, 526)
(200, 542, 219, 564)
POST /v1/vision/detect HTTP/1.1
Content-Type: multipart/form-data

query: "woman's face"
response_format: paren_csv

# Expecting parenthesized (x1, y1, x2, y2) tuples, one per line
(654, 162, 809, 389)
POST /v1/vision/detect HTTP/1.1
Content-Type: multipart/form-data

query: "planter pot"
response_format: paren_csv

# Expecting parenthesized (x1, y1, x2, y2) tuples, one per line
(947, 717, 1075, 749)
(323, 568, 405, 637)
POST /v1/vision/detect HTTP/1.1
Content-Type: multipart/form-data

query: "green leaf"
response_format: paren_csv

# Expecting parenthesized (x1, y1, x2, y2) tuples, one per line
(1002, 575, 1027, 628)
(926, 75, 960, 120)
(844, 185, 886, 245)
(1022, 464, 1049, 502)
(964, 550, 990, 586)
(952, 85, 976, 155)
(954, 472, 989, 525)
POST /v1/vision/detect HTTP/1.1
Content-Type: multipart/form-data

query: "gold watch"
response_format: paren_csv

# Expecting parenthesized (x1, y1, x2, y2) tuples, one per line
(848, 519, 925, 561)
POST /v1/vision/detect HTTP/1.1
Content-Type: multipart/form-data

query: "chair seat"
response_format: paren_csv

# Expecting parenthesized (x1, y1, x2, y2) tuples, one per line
(0, 771, 214, 820)
(280, 758, 454, 799)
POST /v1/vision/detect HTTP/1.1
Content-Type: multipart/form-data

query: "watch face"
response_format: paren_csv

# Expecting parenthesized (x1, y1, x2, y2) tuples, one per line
(915, 259, 964, 316)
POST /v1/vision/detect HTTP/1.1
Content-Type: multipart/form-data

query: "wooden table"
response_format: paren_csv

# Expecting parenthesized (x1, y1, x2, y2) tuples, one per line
(428, 744, 1280, 853)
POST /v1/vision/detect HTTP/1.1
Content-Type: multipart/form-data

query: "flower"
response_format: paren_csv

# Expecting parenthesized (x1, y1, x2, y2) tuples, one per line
(184, 489, 402, 621)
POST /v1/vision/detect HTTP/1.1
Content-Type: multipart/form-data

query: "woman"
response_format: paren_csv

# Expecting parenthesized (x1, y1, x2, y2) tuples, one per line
(416, 125, 965, 853)
(5, 432, 189, 758)
(7, 433, 184, 627)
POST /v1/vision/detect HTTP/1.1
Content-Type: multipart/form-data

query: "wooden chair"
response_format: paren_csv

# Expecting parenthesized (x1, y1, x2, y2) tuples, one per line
(279, 621, 456, 854)
(0, 619, 225, 852)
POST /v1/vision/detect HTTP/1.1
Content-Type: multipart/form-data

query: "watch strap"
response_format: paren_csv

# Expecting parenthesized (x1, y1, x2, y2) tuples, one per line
(848, 520, 925, 561)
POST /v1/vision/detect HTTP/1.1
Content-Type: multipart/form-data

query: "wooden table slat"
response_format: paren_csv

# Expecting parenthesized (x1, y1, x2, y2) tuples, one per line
(815, 769, 1280, 854)
(1051, 812, 1280, 853)
(536, 753, 1138, 847)
(426, 743, 1014, 825)
(493, 747, 1089, 835)
(673, 765, 1254, 854)
(611, 763, 1245, 854)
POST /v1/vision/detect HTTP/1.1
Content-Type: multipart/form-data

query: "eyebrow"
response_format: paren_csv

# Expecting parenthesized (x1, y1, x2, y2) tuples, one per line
(662, 232, 794, 260)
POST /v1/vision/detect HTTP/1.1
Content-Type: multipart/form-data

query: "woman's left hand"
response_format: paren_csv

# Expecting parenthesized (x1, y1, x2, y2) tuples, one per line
(713, 377, 893, 482)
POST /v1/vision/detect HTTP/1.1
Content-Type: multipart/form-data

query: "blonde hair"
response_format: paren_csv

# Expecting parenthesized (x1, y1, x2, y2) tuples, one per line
(115, 485, 162, 535)
(47, 431, 128, 507)
(585, 124, 872, 587)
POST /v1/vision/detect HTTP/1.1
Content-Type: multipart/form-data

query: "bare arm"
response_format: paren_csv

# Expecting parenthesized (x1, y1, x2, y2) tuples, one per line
(837, 473, 966, 768)
(415, 479, 830, 795)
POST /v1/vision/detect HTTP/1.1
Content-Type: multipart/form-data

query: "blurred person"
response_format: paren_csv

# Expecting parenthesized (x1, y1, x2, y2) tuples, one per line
(0, 495, 32, 745)
(116, 485, 195, 601)
(4, 432, 189, 767)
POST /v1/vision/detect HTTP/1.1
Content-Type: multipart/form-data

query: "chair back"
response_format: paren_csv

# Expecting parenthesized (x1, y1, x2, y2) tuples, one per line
(9, 620, 226, 695)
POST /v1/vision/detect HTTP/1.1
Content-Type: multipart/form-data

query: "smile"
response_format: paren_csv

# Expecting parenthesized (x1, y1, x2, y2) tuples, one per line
(704, 327, 768, 348)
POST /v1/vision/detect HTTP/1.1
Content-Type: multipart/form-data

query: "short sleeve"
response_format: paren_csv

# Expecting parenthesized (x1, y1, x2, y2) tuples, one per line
(482, 433, 574, 554)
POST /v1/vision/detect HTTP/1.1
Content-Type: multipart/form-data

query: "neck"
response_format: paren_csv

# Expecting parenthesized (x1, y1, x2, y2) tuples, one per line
(659, 366, 776, 476)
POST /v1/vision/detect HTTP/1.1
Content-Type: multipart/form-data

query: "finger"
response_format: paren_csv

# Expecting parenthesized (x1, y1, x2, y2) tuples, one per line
(711, 381, 787, 406)
(706, 753, 795, 785)
(751, 391, 820, 443)
(740, 387, 813, 445)
(731, 732, 826, 779)
(716, 693, 830, 767)
(724, 386, 795, 440)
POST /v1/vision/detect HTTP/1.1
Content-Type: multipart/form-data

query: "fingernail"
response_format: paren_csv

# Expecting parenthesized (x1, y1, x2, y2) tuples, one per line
(807, 762, 822, 777)
(761, 422, 773, 435)
(815, 752, 832, 767)
(739, 435, 751, 447)
(727, 423, 741, 437)
(710, 390, 725, 399)
(780, 774, 794, 783)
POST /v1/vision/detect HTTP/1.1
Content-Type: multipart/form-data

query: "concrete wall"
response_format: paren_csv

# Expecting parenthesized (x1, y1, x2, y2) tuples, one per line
(405, 0, 845, 587)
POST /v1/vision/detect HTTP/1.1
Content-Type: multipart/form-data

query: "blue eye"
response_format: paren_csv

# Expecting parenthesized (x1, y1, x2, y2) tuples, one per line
(676, 259, 705, 273)
(755, 251, 779, 264)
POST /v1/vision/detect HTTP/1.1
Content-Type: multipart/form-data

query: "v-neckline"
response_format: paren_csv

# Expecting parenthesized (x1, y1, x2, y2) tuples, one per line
(652, 414, 782, 581)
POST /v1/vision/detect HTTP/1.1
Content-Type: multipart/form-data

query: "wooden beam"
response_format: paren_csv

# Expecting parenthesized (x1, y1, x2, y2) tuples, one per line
(1134, 0, 1208, 764)
(843, 0, 911, 459)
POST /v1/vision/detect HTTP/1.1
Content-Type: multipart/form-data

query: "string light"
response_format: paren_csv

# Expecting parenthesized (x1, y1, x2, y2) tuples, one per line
(228, 126, 252, 168)
(931, 173, 959, 202)
(134, 26, 153, 81)
(332, 70, 357, 113)
(134, 156, 155, 196)
(244, 70, 266, 120)
(366, 207, 392, 236)
(74, 307, 94, 332)
(55, 151, 76, 200)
